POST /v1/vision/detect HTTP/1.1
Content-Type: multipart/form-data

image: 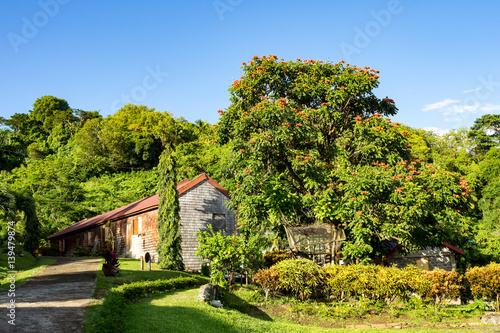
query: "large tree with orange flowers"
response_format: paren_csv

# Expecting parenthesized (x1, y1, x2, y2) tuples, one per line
(216, 56, 473, 262)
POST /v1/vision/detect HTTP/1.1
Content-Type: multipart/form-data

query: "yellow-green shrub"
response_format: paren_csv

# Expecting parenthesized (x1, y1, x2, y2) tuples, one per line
(465, 263, 500, 311)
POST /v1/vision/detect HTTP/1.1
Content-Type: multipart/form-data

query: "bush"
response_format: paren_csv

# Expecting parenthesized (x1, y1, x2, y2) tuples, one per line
(252, 266, 280, 300)
(465, 263, 500, 311)
(262, 250, 293, 268)
(34, 244, 61, 256)
(73, 246, 93, 257)
(273, 259, 325, 300)
(93, 241, 113, 257)
(424, 268, 462, 306)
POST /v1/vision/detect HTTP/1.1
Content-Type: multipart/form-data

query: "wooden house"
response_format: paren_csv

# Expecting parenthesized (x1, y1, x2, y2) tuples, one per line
(48, 173, 236, 271)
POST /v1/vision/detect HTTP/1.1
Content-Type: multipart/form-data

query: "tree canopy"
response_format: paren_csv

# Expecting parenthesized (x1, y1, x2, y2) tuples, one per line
(217, 56, 473, 260)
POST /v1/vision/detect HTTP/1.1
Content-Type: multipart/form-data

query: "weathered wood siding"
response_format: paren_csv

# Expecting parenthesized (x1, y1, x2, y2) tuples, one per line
(387, 247, 457, 271)
(54, 179, 235, 271)
(179, 180, 236, 271)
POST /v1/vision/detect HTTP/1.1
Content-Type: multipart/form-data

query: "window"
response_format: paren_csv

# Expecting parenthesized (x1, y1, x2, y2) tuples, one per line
(416, 258, 430, 270)
(212, 214, 226, 232)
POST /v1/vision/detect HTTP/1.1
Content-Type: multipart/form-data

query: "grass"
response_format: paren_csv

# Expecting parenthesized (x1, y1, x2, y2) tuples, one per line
(85, 258, 209, 332)
(119, 287, 489, 333)
(0, 252, 55, 290)
(86, 260, 492, 332)
(92, 258, 208, 298)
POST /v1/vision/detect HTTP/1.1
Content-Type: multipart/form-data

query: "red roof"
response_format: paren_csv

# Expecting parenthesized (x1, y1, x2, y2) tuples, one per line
(48, 173, 229, 240)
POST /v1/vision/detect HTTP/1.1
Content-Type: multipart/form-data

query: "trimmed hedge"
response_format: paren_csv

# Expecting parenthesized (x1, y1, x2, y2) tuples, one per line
(253, 259, 476, 305)
(93, 276, 200, 333)
(465, 262, 500, 311)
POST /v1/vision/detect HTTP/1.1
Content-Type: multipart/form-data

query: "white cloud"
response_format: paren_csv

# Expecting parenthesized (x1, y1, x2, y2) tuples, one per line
(422, 98, 460, 111)
(423, 127, 450, 136)
(463, 87, 481, 93)
(422, 99, 500, 124)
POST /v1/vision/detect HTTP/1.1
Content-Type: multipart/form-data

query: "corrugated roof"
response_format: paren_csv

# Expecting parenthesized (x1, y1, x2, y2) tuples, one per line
(48, 173, 229, 240)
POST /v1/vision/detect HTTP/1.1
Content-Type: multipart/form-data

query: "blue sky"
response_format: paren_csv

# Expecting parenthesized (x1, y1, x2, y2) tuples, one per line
(1, 1, 499, 134)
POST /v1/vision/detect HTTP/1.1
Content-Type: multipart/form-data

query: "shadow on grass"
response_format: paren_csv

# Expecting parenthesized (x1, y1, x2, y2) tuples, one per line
(221, 289, 273, 321)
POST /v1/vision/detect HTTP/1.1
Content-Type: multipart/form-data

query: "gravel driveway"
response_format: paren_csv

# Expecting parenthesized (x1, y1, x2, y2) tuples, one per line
(0, 257, 100, 333)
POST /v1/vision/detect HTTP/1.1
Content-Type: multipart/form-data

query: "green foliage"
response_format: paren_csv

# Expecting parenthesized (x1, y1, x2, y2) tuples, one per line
(423, 268, 462, 306)
(156, 147, 184, 270)
(216, 56, 473, 261)
(262, 249, 293, 268)
(0, 184, 41, 255)
(196, 225, 267, 287)
(465, 262, 500, 311)
(468, 114, 500, 156)
(273, 259, 325, 300)
(73, 245, 93, 256)
(323, 264, 428, 303)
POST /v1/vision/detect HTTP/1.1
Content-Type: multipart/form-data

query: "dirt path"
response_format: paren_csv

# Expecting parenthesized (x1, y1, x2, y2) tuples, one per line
(0, 257, 100, 333)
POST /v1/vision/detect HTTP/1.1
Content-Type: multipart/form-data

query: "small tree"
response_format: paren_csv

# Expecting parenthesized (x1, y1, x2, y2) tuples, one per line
(196, 225, 266, 287)
(156, 146, 184, 270)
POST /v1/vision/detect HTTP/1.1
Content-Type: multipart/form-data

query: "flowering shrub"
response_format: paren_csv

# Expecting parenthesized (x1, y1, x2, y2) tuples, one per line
(103, 249, 119, 267)
(35, 244, 61, 256)
(93, 241, 113, 257)
(73, 246, 93, 257)
(465, 263, 500, 311)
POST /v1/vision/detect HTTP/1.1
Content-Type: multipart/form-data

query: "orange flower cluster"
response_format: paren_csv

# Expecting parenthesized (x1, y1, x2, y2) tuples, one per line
(372, 113, 383, 119)
(374, 126, 383, 131)
(383, 98, 395, 104)
(360, 191, 369, 195)
(401, 130, 410, 138)
(277, 98, 287, 108)
(250, 139, 257, 143)
(350, 197, 357, 201)
(244, 170, 250, 174)
(217, 109, 224, 116)
(351, 172, 359, 176)
(339, 86, 346, 90)
(394, 187, 404, 193)
(295, 124, 302, 127)
(282, 122, 291, 127)
(232, 80, 240, 88)
(238, 149, 245, 152)
(242, 112, 249, 116)
(327, 183, 334, 187)
(355, 211, 363, 216)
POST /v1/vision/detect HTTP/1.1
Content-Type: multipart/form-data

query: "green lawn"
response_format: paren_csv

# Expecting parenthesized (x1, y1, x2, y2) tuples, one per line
(86, 259, 490, 333)
(120, 288, 486, 333)
(0, 252, 55, 290)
